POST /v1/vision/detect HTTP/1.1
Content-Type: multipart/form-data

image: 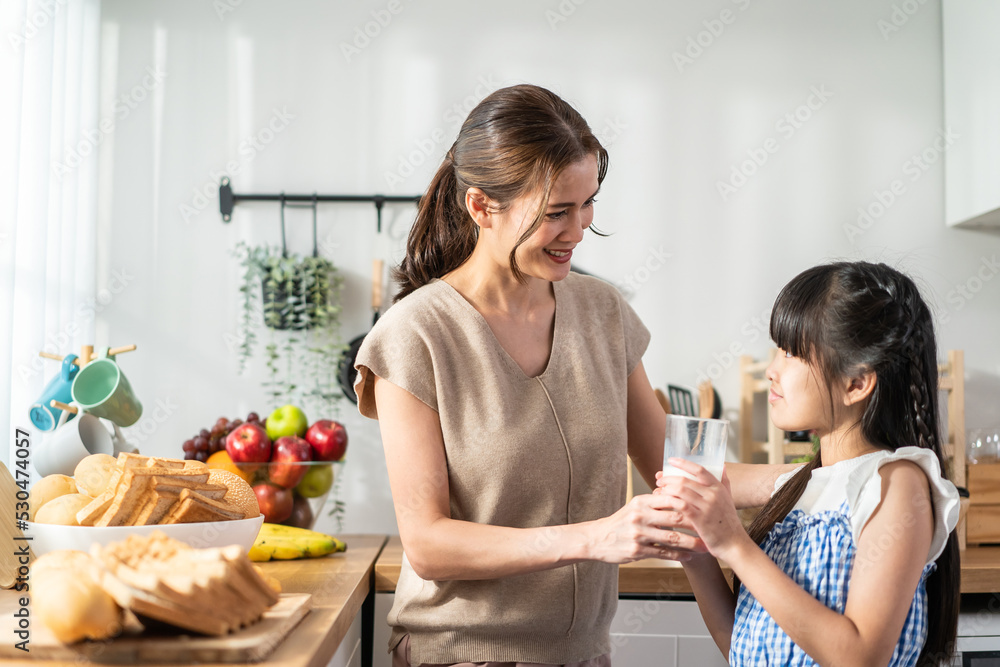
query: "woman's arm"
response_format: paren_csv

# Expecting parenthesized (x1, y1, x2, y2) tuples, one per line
(374, 370, 698, 581)
(663, 458, 934, 667)
(624, 362, 667, 490)
(721, 462, 800, 509)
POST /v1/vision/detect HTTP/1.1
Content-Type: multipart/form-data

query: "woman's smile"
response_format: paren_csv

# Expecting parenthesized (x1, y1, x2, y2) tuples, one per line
(544, 247, 573, 263)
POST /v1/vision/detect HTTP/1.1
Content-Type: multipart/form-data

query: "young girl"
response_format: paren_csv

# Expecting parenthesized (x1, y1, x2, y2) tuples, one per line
(658, 262, 960, 666)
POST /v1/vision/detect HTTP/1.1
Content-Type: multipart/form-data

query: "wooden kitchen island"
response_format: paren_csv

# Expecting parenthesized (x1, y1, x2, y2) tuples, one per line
(375, 535, 1000, 594)
(0, 534, 388, 666)
(371, 537, 1000, 666)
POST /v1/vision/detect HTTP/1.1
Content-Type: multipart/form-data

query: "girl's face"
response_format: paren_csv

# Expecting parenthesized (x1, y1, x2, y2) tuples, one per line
(765, 350, 835, 432)
(490, 156, 600, 283)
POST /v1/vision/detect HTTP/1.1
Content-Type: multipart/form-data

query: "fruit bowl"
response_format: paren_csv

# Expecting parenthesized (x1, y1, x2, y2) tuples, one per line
(25, 514, 264, 558)
(230, 461, 338, 530)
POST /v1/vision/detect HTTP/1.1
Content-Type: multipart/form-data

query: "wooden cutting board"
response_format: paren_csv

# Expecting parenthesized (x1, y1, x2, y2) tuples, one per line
(0, 461, 28, 588)
(0, 592, 311, 663)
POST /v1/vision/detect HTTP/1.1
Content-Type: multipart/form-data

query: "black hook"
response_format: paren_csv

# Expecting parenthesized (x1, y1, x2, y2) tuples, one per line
(374, 195, 385, 234)
(279, 193, 288, 258)
(311, 194, 318, 258)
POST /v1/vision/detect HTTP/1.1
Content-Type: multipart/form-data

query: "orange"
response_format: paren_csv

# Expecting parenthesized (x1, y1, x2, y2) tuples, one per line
(206, 450, 253, 483)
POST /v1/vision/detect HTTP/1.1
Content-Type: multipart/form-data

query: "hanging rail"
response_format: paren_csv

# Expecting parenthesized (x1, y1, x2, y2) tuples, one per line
(218, 177, 421, 232)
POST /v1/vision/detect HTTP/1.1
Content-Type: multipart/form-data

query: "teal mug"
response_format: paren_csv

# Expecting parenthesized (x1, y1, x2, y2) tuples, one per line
(29, 354, 79, 432)
(71, 348, 143, 427)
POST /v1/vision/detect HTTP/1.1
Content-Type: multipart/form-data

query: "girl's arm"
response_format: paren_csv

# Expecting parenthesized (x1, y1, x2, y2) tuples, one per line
(683, 552, 737, 656)
(662, 458, 934, 667)
(655, 463, 800, 509)
(374, 363, 698, 582)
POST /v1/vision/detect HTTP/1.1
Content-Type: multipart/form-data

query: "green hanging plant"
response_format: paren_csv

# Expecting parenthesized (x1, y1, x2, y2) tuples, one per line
(232, 240, 348, 530)
(231, 240, 347, 419)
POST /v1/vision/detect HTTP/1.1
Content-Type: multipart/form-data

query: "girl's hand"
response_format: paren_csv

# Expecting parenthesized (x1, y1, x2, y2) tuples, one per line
(586, 493, 708, 564)
(657, 458, 752, 561)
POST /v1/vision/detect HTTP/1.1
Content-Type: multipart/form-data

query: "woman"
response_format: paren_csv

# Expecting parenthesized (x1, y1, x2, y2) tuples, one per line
(354, 84, 786, 666)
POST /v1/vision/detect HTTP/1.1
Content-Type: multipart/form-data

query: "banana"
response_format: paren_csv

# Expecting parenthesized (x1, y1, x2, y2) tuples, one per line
(249, 542, 305, 562)
(248, 523, 347, 561)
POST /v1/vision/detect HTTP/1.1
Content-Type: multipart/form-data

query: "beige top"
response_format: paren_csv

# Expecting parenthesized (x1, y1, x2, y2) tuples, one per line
(354, 272, 650, 665)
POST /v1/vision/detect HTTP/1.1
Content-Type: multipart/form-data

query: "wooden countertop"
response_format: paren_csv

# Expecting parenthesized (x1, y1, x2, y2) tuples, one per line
(375, 536, 1000, 594)
(1, 533, 387, 666)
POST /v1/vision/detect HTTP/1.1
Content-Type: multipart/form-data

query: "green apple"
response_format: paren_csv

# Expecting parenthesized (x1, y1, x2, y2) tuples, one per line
(266, 404, 309, 441)
(295, 464, 333, 498)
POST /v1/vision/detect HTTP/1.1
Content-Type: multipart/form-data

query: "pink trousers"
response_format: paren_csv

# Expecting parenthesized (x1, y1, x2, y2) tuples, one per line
(391, 634, 612, 667)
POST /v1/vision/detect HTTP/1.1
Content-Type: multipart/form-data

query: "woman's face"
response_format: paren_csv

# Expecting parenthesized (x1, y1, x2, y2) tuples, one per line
(490, 155, 600, 283)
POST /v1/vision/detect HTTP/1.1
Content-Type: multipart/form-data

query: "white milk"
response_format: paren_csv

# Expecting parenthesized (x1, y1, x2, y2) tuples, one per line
(662, 456, 724, 482)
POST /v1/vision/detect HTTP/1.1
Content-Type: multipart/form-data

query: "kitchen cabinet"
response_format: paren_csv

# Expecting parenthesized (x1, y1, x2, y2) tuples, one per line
(374, 537, 1000, 666)
(371, 594, 726, 667)
(943, 0, 1000, 227)
(328, 611, 363, 667)
(610, 599, 726, 666)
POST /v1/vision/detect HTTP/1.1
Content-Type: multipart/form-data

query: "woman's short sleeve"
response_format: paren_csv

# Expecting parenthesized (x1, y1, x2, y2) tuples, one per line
(353, 314, 438, 420)
(617, 292, 651, 376)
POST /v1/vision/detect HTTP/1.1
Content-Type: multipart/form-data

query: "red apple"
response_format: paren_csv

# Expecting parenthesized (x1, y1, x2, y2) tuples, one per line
(305, 420, 348, 462)
(226, 422, 271, 469)
(268, 436, 312, 489)
(253, 483, 293, 524)
(284, 494, 314, 529)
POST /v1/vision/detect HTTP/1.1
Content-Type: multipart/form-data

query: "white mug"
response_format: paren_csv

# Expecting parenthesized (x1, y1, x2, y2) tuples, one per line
(32, 405, 115, 477)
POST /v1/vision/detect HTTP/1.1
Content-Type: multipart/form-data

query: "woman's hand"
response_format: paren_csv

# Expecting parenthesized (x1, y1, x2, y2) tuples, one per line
(584, 493, 707, 564)
(655, 458, 752, 561)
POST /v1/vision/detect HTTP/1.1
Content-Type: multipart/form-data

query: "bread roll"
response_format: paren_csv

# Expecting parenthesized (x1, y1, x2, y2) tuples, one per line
(32, 551, 122, 643)
(28, 474, 77, 521)
(207, 469, 260, 519)
(74, 453, 117, 496)
(35, 493, 94, 525)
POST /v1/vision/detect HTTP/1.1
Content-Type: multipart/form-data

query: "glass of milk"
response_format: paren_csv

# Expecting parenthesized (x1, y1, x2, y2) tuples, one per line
(662, 415, 729, 482)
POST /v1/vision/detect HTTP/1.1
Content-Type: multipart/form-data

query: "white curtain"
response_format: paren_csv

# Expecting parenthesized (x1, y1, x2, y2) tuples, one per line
(0, 0, 101, 467)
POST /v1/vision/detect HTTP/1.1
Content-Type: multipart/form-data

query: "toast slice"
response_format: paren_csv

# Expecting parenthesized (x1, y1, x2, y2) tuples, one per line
(143, 456, 186, 469)
(160, 489, 244, 524)
(149, 477, 227, 501)
(98, 569, 232, 636)
(95, 468, 213, 527)
(94, 472, 153, 527)
(132, 490, 179, 526)
(76, 490, 114, 526)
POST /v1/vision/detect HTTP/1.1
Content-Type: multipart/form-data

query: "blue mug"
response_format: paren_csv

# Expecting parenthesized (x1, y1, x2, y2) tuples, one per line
(29, 354, 80, 431)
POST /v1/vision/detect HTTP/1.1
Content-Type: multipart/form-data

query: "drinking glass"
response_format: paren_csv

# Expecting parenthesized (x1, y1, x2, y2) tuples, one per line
(662, 415, 729, 481)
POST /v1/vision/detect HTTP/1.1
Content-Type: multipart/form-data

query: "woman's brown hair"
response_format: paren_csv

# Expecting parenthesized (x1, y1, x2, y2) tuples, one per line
(393, 84, 609, 302)
(738, 262, 959, 666)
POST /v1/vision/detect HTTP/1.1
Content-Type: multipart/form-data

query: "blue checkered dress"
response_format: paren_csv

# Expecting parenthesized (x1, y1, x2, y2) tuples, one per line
(729, 501, 933, 666)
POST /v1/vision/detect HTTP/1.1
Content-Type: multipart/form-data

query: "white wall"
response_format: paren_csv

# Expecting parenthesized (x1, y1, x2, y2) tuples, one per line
(91, 0, 1000, 535)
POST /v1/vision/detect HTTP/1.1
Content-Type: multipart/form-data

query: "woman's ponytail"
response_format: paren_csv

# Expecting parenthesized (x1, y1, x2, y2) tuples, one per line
(393, 153, 476, 302)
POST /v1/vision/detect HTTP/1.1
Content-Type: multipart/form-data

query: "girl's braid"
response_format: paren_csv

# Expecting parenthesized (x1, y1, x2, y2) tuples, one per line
(900, 293, 936, 451)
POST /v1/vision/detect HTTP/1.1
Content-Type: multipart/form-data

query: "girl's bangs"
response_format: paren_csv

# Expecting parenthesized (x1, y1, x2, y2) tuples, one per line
(769, 269, 831, 362)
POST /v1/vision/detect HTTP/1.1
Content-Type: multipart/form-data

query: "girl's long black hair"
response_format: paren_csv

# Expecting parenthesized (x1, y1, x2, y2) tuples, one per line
(741, 261, 958, 666)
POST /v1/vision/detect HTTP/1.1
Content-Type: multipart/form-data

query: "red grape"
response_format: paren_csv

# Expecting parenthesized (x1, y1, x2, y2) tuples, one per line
(180, 412, 263, 458)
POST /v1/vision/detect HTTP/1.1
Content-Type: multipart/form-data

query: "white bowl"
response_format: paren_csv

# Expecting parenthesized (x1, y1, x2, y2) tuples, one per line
(25, 514, 264, 557)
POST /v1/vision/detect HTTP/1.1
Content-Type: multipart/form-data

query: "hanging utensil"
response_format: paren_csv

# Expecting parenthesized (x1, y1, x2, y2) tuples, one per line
(338, 259, 383, 404)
